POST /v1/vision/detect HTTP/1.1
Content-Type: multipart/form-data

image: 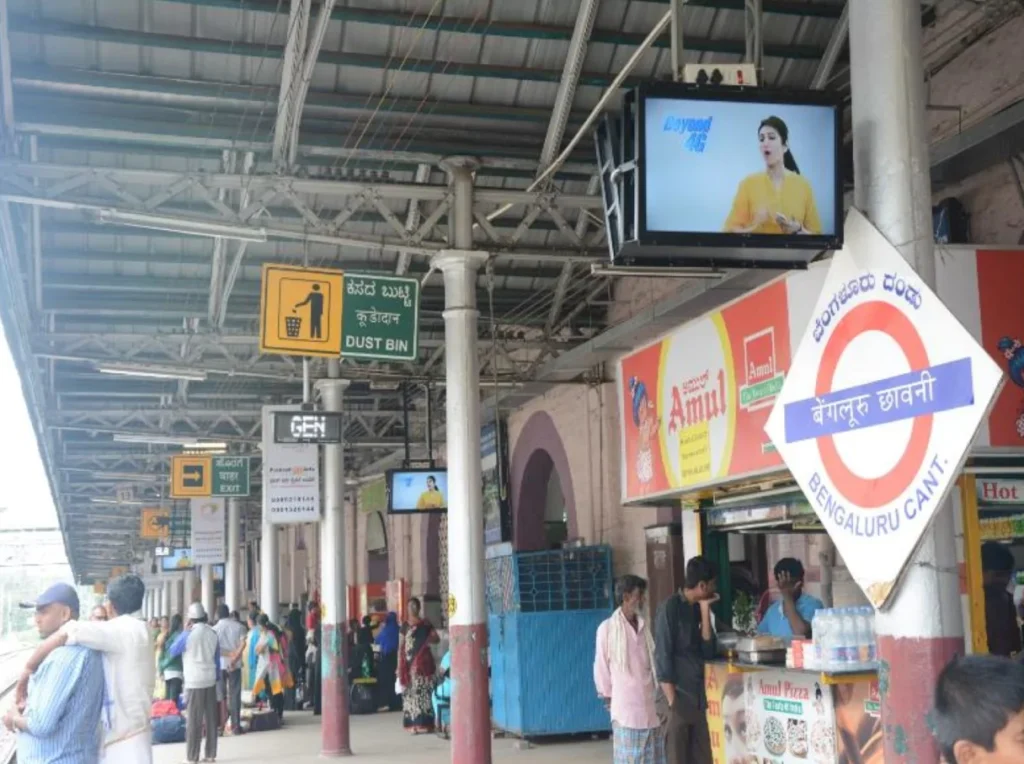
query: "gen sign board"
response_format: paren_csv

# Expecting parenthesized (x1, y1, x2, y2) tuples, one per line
(764, 209, 1003, 608)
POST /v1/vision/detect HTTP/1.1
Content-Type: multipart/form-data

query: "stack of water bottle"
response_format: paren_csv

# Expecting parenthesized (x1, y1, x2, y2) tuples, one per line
(807, 607, 878, 672)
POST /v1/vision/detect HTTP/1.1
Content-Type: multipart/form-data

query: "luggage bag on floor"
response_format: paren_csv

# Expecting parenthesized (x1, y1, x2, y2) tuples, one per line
(350, 679, 377, 715)
(152, 714, 186, 744)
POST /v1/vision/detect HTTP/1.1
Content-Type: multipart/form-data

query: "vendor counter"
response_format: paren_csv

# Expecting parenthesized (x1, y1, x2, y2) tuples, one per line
(705, 661, 881, 764)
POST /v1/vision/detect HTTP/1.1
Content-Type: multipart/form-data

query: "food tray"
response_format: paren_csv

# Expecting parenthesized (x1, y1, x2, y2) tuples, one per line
(734, 648, 787, 665)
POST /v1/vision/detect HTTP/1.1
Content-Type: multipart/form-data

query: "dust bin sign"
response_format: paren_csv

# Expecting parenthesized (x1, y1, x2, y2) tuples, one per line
(259, 264, 344, 357)
(341, 273, 419, 362)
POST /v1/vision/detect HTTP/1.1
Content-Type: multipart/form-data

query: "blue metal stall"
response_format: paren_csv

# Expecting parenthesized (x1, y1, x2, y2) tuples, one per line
(486, 544, 614, 737)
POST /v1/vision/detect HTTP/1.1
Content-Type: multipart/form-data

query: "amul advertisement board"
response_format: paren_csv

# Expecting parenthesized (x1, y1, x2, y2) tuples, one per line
(706, 664, 838, 764)
(618, 269, 825, 503)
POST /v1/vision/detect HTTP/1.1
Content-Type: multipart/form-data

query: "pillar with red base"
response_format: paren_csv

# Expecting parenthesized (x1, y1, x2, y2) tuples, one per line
(849, 1, 965, 761)
(318, 365, 352, 756)
(435, 154, 492, 764)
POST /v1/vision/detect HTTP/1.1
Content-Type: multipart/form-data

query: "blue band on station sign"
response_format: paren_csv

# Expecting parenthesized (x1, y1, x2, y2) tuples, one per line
(782, 357, 976, 443)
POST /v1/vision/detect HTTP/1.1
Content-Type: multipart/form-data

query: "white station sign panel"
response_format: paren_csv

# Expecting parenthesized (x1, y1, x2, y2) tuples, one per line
(765, 209, 1003, 608)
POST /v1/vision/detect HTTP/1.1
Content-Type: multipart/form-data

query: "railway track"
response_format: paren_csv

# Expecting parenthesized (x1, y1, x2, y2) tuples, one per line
(0, 647, 33, 764)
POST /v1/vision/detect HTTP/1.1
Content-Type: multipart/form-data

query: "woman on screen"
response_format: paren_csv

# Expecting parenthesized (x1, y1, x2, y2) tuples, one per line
(723, 116, 822, 235)
(415, 475, 445, 510)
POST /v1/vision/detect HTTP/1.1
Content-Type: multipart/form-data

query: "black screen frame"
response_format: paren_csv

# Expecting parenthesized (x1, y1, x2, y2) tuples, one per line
(636, 82, 844, 256)
(386, 467, 449, 515)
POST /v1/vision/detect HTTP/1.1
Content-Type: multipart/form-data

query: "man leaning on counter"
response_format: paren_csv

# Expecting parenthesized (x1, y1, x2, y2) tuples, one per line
(757, 558, 824, 638)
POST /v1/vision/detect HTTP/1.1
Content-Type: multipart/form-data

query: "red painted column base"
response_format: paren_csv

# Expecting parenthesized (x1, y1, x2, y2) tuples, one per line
(876, 634, 962, 764)
(451, 622, 492, 764)
(321, 622, 352, 757)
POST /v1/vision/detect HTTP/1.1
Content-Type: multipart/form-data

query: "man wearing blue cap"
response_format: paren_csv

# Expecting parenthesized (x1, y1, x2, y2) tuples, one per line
(2, 582, 105, 763)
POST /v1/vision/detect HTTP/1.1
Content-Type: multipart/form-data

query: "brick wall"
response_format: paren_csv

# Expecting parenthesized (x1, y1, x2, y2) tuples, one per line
(507, 382, 662, 577)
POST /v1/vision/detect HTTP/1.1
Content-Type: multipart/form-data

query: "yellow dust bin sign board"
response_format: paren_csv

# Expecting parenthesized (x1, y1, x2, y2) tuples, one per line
(140, 507, 171, 540)
(171, 454, 213, 498)
(260, 264, 344, 357)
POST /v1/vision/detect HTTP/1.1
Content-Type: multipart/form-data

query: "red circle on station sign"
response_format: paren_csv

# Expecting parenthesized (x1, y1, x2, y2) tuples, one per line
(815, 301, 932, 509)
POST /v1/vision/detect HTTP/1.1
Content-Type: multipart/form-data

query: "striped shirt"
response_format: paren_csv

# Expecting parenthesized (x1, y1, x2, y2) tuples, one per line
(17, 644, 105, 764)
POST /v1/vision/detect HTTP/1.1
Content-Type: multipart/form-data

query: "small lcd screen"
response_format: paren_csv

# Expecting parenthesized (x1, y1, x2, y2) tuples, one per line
(160, 549, 224, 578)
(388, 469, 448, 514)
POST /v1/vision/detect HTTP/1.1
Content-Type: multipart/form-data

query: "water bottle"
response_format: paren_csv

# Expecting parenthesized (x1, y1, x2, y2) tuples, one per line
(857, 606, 876, 667)
(821, 608, 842, 671)
(838, 608, 858, 669)
(810, 610, 824, 669)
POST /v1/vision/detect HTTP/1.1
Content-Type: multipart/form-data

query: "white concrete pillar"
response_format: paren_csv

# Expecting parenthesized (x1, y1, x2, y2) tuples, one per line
(434, 153, 491, 764)
(261, 520, 279, 622)
(170, 576, 183, 617)
(201, 565, 216, 618)
(849, 1, 964, 760)
(161, 580, 171, 618)
(183, 568, 197, 610)
(226, 498, 242, 611)
(318, 368, 351, 754)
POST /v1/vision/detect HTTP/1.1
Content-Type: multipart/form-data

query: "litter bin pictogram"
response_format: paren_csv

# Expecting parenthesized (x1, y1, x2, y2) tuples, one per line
(285, 316, 303, 338)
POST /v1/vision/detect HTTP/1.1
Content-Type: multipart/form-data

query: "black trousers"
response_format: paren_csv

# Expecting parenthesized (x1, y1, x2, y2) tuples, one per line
(271, 692, 285, 720)
(666, 703, 712, 764)
(165, 677, 183, 703)
(310, 649, 322, 716)
(225, 669, 242, 732)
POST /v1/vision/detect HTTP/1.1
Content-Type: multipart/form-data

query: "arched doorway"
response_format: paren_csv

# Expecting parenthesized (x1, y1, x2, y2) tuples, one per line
(366, 511, 389, 583)
(510, 411, 577, 551)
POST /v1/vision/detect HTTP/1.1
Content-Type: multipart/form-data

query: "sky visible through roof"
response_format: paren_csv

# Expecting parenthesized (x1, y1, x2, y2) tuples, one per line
(0, 325, 69, 573)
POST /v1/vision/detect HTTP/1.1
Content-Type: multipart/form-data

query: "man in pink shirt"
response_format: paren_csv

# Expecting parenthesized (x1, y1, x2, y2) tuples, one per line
(594, 574, 666, 764)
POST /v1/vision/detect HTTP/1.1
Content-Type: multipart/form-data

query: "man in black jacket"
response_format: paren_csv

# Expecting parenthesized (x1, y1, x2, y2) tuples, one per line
(654, 556, 719, 764)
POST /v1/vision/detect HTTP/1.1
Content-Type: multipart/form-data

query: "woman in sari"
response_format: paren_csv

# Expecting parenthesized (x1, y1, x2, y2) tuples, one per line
(398, 597, 439, 733)
(152, 616, 169, 701)
(252, 615, 288, 720)
(243, 611, 260, 693)
(269, 620, 295, 712)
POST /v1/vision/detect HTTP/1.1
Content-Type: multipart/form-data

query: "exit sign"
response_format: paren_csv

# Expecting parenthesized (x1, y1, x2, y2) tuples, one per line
(212, 456, 251, 497)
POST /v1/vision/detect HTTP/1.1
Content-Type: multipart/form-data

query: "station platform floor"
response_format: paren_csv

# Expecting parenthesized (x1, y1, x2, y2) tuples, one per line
(152, 710, 611, 763)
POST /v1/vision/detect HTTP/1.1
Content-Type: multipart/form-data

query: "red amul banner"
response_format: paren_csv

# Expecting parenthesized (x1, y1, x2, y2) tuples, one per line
(618, 272, 825, 503)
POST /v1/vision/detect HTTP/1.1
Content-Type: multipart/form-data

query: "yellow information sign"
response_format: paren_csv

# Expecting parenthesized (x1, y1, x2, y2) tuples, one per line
(259, 264, 344, 357)
(171, 454, 213, 498)
(140, 507, 171, 540)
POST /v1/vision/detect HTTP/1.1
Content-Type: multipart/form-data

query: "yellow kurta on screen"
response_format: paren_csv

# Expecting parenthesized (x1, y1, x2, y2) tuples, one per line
(723, 171, 822, 234)
(416, 489, 445, 510)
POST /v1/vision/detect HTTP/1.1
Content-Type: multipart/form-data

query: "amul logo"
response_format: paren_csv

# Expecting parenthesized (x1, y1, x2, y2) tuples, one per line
(739, 328, 784, 411)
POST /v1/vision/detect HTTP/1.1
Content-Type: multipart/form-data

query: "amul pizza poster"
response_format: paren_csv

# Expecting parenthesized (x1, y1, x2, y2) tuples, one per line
(705, 666, 837, 764)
